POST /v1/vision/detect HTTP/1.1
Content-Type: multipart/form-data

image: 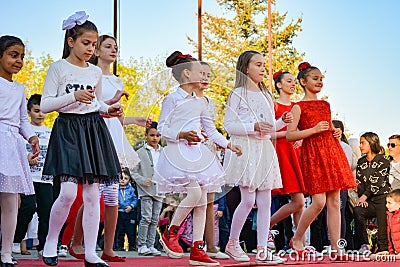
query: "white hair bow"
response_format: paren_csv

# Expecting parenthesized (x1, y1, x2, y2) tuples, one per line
(62, 11, 89, 30)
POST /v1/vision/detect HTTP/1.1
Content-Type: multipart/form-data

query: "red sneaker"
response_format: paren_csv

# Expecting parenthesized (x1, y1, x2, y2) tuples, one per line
(189, 241, 219, 266)
(160, 225, 184, 258)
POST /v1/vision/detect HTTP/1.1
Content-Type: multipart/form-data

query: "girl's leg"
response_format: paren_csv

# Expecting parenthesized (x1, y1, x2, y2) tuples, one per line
(102, 183, 120, 257)
(229, 186, 256, 240)
(292, 193, 326, 250)
(270, 192, 304, 229)
(255, 190, 272, 248)
(170, 181, 202, 226)
(192, 188, 208, 242)
(43, 181, 78, 257)
(0, 193, 18, 264)
(205, 193, 218, 253)
(326, 190, 341, 253)
(82, 183, 103, 263)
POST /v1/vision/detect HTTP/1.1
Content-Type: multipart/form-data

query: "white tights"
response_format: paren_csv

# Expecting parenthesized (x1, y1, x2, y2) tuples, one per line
(229, 186, 272, 247)
(43, 181, 103, 263)
(170, 180, 207, 243)
(0, 193, 18, 264)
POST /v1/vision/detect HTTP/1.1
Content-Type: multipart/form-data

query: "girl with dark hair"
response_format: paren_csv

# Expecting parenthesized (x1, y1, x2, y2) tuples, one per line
(354, 132, 390, 254)
(0, 35, 39, 266)
(223, 51, 292, 264)
(155, 51, 242, 266)
(268, 70, 305, 248)
(286, 62, 356, 259)
(41, 11, 122, 267)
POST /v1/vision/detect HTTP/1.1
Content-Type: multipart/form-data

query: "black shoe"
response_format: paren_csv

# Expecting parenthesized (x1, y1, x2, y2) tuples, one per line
(1, 262, 15, 267)
(11, 257, 18, 265)
(42, 256, 58, 266)
(84, 259, 110, 267)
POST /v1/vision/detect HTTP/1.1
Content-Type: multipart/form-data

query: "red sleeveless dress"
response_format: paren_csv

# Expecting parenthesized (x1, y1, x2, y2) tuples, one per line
(273, 102, 305, 195)
(296, 100, 356, 195)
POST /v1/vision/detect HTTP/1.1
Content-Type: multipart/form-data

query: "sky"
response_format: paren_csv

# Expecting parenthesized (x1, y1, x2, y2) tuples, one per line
(2, 0, 398, 144)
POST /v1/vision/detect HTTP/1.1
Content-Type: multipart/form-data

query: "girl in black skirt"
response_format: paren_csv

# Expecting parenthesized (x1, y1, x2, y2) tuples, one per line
(40, 11, 122, 267)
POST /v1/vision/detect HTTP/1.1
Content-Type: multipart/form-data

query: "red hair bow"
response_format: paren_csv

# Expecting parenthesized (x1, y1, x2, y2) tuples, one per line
(178, 54, 192, 59)
(298, 62, 311, 71)
(273, 70, 283, 80)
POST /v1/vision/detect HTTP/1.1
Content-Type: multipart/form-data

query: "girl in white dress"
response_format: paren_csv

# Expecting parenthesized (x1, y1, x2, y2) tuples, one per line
(155, 51, 241, 266)
(0, 35, 39, 266)
(223, 51, 292, 264)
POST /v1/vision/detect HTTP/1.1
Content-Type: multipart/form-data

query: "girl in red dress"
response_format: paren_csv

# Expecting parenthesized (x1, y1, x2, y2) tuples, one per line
(286, 62, 356, 257)
(270, 71, 305, 233)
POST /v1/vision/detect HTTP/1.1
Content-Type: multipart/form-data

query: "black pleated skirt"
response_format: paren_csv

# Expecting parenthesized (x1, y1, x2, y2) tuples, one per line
(43, 112, 121, 185)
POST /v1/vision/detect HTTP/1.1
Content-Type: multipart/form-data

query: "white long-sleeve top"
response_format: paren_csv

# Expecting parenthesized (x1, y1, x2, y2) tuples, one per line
(224, 87, 286, 139)
(158, 87, 229, 149)
(0, 77, 35, 140)
(41, 59, 109, 114)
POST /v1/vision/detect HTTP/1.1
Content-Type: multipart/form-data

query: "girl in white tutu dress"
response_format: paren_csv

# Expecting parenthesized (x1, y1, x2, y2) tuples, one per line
(223, 51, 292, 264)
(0, 35, 39, 266)
(155, 51, 241, 266)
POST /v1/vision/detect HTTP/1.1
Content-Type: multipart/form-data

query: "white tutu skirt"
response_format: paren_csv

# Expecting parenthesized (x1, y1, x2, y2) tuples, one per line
(224, 135, 282, 192)
(153, 141, 224, 195)
(0, 125, 34, 194)
(103, 117, 140, 170)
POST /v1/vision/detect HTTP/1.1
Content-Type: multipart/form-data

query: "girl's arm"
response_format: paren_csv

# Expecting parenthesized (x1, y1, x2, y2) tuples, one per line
(286, 105, 330, 142)
(224, 91, 256, 136)
(120, 116, 150, 127)
(41, 64, 78, 113)
(19, 90, 35, 141)
(157, 95, 180, 142)
(201, 110, 229, 149)
(361, 157, 390, 198)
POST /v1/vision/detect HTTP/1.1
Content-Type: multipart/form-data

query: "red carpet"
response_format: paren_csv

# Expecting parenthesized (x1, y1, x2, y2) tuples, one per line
(16, 255, 398, 267)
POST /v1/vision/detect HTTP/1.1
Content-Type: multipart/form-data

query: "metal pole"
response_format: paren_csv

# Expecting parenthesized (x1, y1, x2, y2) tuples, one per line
(113, 0, 118, 75)
(198, 0, 202, 61)
(267, 0, 273, 92)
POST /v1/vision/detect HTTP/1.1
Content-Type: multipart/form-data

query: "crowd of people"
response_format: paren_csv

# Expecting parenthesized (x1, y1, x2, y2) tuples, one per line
(1, 10, 400, 267)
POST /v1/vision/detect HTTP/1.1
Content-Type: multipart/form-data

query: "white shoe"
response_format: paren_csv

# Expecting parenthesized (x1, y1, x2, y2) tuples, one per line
(267, 230, 279, 250)
(149, 246, 162, 256)
(225, 239, 250, 262)
(207, 251, 230, 259)
(138, 245, 152, 256)
(58, 245, 68, 257)
(255, 248, 286, 264)
(12, 243, 21, 254)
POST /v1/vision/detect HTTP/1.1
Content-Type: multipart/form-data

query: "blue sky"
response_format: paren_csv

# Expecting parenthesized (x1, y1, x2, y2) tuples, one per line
(2, 0, 398, 144)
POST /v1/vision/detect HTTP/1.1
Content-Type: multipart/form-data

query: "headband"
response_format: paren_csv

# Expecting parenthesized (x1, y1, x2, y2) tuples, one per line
(298, 62, 311, 72)
(62, 11, 89, 30)
(177, 54, 192, 59)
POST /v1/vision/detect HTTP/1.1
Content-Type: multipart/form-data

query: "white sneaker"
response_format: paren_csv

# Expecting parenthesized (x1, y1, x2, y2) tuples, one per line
(58, 245, 68, 257)
(267, 230, 279, 250)
(225, 239, 250, 262)
(149, 246, 162, 256)
(12, 243, 21, 254)
(138, 245, 152, 256)
(255, 248, 286, 264)
(207, 251, 230, 259)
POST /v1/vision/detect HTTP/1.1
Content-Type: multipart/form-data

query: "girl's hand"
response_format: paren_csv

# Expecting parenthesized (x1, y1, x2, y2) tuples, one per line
(107, 104, 124, 117)
(163, 205, 175, 212)
(356, 195, 368, 207)
(29, 136, 40, 158)
(28, 153, 39, 166)
(215, 211, 223, 218)
(281, 111, 294, 124)
(179, 131, 201, 145)
(227, 143, 242, 156)
(332, 128, 342, 139)
(313, 121, 330, 134)
(113, 90, 129, 102)
(74, 89, 95, 104)
(254, 122, 273, 135)
(201, 129, 208, 140)
(133, 116, 152, 127)
(293, 139, 303, 149)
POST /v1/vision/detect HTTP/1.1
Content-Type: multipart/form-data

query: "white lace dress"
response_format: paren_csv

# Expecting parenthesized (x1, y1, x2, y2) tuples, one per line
(223, 87, 283, 192)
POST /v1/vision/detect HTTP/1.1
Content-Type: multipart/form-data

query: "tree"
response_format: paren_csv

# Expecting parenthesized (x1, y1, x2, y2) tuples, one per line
(188, 0, 305, 129)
